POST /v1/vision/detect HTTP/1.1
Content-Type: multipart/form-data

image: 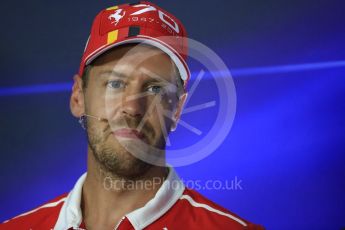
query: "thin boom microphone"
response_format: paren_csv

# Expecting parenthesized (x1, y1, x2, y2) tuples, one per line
(83, 114, 103, 121)
(78, 114, 108, 129)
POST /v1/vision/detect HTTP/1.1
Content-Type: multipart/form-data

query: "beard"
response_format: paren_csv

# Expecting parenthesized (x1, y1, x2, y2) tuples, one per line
(85, 115, 167, 180)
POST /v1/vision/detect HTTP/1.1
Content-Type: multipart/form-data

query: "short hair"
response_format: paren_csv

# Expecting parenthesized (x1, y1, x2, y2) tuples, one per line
(81, 65, 92, 89)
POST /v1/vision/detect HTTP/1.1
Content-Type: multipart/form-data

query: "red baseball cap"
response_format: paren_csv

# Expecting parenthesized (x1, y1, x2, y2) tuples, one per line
(79, 1, 190, 88)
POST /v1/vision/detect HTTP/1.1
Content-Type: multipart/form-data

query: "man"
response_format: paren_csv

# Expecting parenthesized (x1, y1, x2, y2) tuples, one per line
(1, 2, 263, 229)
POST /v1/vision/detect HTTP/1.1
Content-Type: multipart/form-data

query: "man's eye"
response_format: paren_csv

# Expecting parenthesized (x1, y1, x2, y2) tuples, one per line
(107, 80, 125, 89)
(147, 85, 163, 94)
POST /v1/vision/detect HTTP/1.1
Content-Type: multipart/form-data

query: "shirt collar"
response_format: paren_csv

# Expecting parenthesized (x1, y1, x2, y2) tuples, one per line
(54, 167, 185, 230)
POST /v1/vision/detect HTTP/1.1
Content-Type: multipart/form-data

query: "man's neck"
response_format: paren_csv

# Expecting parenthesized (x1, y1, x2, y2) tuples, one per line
(81, 152, 168, 230)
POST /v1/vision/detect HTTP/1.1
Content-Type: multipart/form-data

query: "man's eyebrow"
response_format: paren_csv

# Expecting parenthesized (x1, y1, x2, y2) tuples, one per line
(143, 78, 166, 85)
(98, 70, 174, 85)
(99, 70, 127, 78)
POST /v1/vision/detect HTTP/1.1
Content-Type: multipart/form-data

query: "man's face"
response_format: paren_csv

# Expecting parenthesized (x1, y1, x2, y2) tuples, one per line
(80, 44, 183, 179)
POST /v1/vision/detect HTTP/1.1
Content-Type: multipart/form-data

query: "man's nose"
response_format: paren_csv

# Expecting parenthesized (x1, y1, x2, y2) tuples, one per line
(121, 89, 146, 117)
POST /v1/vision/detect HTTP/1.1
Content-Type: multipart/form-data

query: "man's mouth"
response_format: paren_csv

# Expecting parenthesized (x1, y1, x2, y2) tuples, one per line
(112, 128, 146, 141)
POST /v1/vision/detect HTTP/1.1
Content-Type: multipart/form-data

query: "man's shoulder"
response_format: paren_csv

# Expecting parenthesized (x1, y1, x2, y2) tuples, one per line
(0, 193, 68, 229)
(172, 188, 264, 229)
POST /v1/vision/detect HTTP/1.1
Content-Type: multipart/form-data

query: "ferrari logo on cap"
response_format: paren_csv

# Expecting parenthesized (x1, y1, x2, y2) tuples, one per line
(108, 9, 126, 26)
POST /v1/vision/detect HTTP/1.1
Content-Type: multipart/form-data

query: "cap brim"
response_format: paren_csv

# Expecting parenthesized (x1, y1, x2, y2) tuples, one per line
(84, 35, 190, 83)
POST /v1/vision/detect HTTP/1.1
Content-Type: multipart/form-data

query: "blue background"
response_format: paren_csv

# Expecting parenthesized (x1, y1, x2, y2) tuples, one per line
(0, 0, 344, 229)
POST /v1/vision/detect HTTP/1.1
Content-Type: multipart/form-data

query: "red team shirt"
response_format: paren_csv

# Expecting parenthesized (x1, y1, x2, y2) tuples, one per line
(0, 168, 264, 229)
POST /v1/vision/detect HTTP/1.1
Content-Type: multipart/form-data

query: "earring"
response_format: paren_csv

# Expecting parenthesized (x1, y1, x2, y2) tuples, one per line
(170, 123, 177, 132)
(78, 114, 87, 130)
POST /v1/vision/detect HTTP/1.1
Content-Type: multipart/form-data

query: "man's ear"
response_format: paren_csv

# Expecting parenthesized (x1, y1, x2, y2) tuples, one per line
(70, 74, 85, 118)
(171, 92, 188, 131)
